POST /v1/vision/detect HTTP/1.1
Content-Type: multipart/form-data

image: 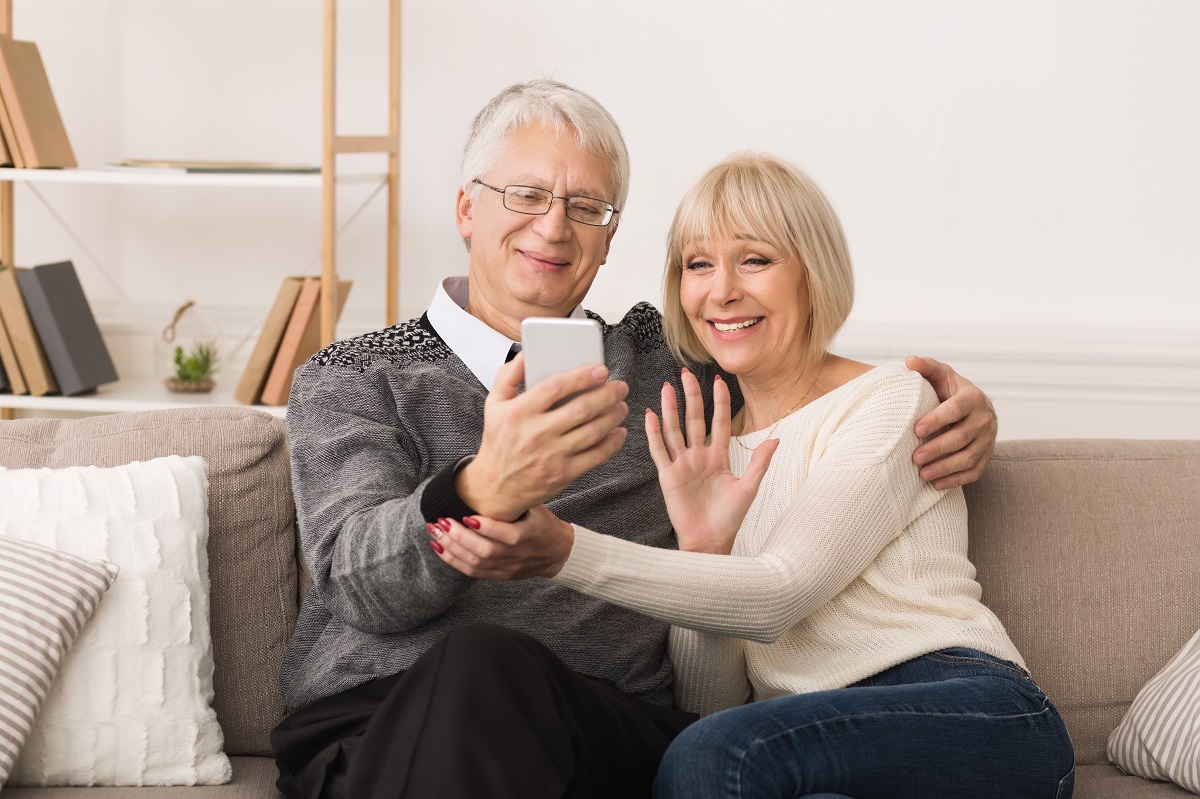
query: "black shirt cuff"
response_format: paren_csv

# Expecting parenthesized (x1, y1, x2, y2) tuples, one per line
(420, 455, 478, 522)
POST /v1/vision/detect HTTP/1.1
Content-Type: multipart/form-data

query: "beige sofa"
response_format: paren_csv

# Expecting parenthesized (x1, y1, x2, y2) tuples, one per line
(0, 407, 1196, 797)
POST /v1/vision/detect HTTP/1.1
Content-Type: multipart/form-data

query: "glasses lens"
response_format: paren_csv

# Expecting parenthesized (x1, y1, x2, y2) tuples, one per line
(503, 186, 552, 213)
(566, 198, 612, 226)
(499, 184, 614, 226)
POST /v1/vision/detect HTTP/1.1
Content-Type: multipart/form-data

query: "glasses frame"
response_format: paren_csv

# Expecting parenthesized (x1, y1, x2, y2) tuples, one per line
(472, 179, 619, 227)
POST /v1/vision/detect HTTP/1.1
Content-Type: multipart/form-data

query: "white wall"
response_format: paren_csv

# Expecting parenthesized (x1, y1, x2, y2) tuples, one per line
(11, 0, 1200, 437)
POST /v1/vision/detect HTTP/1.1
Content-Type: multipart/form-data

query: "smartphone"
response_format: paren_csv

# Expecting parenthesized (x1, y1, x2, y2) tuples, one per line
(520, 317, 605, 399)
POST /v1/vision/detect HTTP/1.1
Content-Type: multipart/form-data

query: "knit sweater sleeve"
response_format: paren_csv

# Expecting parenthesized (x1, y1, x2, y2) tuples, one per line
(668, 626, 751, 715)
(552, 366, 935, 643)
(286, 355, 476, 636)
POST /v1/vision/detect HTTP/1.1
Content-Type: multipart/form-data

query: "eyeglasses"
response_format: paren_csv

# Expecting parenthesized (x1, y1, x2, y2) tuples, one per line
(473, 179, 619, 227)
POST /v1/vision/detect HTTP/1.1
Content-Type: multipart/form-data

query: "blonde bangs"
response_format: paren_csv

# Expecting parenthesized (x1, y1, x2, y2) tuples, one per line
(675, 161, 798, 259)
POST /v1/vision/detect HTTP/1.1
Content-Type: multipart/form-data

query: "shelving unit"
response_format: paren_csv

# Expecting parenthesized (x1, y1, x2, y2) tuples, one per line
(0, 0, 400, 418)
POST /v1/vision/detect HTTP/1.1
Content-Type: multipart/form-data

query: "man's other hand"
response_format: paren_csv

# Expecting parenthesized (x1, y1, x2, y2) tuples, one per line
(905, 355, 998, 490)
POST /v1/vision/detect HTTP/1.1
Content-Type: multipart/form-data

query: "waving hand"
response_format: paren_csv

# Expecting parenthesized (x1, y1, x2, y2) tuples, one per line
(645, 370, 778, 554)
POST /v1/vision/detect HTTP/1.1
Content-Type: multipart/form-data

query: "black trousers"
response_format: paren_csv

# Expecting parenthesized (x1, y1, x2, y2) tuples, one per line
(271, 624, 698, 799)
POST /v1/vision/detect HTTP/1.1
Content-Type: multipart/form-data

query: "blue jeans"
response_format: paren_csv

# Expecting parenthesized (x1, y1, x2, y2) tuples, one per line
(654, 648, 1075, 799)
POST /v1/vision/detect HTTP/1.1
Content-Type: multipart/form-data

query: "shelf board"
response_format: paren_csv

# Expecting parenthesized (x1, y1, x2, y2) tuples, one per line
(0, 167, 385, 189)
(0, 378, 286, 417)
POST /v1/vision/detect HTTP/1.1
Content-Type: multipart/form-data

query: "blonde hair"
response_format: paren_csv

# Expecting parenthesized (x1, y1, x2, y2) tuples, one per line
(662, 152, 854, 368)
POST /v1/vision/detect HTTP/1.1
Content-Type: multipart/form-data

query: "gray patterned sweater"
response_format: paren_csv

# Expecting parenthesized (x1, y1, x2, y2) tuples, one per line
(280, 302, 730, 711)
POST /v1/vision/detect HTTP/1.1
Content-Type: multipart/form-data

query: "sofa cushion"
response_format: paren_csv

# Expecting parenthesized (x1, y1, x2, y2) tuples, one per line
(0, 538, 118, 789)
(965, 439, 1200, 767)
(0, 756, 282, 798)
(1074, 764, 1198, 797)
(0, 408, 298, 757)
(0, 457, 230, 786)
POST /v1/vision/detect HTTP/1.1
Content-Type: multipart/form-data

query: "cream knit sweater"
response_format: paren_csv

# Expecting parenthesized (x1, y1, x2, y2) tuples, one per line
(552, 361, 1024, 715)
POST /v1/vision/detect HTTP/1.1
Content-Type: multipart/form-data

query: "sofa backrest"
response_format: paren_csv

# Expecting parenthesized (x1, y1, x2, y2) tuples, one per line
(0, 407, 298, 757)
(964, 438, 1200, 766)
(5, 411, 1195, 766)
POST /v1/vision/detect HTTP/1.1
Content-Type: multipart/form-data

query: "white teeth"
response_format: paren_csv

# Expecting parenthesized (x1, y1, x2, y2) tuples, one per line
(713, 318, 761, 332)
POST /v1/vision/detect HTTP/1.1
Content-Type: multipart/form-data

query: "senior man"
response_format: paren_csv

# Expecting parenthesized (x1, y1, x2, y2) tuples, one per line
(271, 79, 998, 799)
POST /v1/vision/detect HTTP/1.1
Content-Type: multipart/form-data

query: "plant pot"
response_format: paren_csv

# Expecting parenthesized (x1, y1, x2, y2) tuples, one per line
(165, 378, 215, 394)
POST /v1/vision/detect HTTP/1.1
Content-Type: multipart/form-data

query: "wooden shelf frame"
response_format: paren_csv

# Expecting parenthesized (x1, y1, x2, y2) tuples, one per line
(324, 0, 402, 345)
(0, 1, 403, 417)
(0, 0, 400, 418)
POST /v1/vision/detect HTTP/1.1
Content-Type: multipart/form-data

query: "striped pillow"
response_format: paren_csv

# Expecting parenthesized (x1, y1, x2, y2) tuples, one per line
(1107, 627, 1200, 793)
(0, 537, 118, 788)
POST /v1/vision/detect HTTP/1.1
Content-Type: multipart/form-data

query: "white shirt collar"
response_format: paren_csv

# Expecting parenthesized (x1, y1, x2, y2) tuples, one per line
(426, 276, 585, 391)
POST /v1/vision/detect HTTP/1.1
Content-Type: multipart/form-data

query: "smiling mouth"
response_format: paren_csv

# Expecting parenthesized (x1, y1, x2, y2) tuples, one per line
(521, 250, 570, 268)
(712, 318, 763, 332)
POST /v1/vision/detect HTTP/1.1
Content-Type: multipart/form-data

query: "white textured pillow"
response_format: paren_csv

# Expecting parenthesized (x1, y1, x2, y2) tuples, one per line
(0, 456, 232, 787)
(0, 537, 118, 789)
(1108, 627, 1200, 794)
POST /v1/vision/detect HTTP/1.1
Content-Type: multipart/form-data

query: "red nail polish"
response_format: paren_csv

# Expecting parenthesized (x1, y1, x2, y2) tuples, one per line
(462, 516, 481, 530)
(426, 522, 439, 535)
(436, 517, 451, 532)
(429, 540, 444, 555)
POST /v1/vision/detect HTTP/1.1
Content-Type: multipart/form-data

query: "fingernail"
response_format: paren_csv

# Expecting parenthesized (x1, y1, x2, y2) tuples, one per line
(714, 374, 722, 382)
(591, 366, 607, 381)
(914, 451, 930, 465)
(681, 367, 690, 375)
(915, 424, 928, 437)
(436, 517, 451, 532)
(429, 540, 444, 554)
(426, 522, 443, 539)
(462, 516, 481, 530)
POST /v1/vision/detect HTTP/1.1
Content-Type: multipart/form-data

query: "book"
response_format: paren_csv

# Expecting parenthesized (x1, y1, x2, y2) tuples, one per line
(0, 77, 24, 168)
(0, 36, 76, 169)
(231, 276, 305, 405)
(258, 277, 352, 406)
(0, 294, 26, 394)
(105, 159, 319, 175)
(14, 260, 118, 396)
(0, 115, 12, 167)
(0, 265, 57, 395)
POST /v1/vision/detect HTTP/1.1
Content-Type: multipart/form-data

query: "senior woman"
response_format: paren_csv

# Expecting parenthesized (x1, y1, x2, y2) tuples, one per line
(433, 153, 1075, 798)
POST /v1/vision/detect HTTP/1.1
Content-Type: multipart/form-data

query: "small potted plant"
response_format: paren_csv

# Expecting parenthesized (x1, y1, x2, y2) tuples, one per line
(165, 340, 218, 393)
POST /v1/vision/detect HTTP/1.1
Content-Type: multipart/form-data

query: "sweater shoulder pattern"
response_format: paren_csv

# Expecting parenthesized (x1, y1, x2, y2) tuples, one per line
(309, 301, 667, 375)
(601, 301, 668, 355)
(312, 315, 451, 373)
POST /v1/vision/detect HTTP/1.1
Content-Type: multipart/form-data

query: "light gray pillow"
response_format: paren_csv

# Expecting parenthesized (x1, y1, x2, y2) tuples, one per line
(1108, 628, 1200, 793)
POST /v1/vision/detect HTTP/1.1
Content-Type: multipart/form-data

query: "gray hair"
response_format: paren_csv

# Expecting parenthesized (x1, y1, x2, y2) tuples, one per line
(459, 79, 630, 213)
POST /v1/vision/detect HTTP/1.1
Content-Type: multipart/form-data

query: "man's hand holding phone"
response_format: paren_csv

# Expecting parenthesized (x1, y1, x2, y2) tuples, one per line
(454, 319, 627, 522)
